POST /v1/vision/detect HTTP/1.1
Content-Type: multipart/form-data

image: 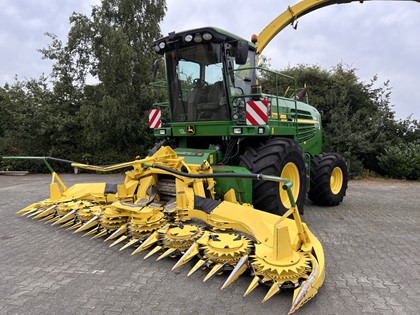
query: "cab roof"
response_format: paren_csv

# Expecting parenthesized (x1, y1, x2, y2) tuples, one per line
(153, 26, 256, 54)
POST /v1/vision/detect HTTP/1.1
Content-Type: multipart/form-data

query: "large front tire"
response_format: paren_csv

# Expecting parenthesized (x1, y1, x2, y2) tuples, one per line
(308, 153, 348, 206)
(239, 138, 307, 215)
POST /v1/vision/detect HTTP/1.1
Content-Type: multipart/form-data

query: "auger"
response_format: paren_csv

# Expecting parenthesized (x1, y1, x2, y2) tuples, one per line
(13, 147, 325, 314)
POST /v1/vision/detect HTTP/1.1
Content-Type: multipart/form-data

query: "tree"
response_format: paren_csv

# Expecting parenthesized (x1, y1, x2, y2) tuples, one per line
(39, 0, 167, 163)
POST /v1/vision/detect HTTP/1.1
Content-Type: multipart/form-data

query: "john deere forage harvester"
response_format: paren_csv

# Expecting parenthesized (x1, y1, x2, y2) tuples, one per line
(8, 2, 363, 313)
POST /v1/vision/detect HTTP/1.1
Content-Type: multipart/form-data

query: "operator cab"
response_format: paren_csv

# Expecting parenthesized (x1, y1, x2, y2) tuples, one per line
(153, 27, 257, 123)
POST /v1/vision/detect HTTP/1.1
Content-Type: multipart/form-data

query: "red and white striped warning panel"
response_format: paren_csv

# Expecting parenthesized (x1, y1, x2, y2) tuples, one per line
(148, 109, 162, 128)
(246, 100, 269, 125)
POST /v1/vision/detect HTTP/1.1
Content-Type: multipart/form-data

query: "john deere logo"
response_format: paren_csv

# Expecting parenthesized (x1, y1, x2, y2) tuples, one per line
(186, 125, 195, 134)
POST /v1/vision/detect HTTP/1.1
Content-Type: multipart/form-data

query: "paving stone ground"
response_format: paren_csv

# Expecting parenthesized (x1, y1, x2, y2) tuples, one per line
(0, 174, 419, 315)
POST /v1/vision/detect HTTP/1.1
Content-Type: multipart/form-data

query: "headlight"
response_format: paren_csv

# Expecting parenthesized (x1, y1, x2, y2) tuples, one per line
(193, 34, 202, 43)
(185, 34, 193, 42)
(202, 32, 212, 41)
(158, 42, 166, 49)
(233, 128, 242, 134)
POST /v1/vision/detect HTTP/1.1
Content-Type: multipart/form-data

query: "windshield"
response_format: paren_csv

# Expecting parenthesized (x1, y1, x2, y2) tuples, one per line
(166, 43, 229, 122)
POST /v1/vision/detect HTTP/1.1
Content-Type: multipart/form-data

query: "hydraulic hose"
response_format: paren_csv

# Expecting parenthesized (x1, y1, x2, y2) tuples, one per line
(142, 163, 296, 207)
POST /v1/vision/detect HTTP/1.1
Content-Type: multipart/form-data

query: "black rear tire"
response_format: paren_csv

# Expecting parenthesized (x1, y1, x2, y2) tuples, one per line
(308, 153, 348, 206)
(239, 138, 307, 215)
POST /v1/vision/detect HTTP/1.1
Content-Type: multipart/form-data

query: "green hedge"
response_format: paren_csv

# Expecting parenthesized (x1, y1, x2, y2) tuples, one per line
(378, 141, 420, 180)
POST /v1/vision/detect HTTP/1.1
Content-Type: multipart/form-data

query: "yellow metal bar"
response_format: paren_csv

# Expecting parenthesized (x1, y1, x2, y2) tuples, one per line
(51, 172, 67, 191)
(292, 206, 312, 247)
(71, 161, 140, 172)
(257, 0, 420, 54)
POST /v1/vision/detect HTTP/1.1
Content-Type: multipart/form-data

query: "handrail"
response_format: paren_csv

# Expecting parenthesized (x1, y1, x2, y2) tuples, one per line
(228, 66, 299, 126)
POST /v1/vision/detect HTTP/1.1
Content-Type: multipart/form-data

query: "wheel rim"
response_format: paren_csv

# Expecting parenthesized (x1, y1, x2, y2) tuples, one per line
(330, 167, 343, 195)
(280, 162, 300, 209)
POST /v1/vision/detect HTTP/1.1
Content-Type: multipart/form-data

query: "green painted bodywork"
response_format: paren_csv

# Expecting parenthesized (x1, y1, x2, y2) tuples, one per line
(151, 27, 325, 197)
(154, 94, 323, 158)
(212, 166, 253, 204)
(174, 147, 221, 166)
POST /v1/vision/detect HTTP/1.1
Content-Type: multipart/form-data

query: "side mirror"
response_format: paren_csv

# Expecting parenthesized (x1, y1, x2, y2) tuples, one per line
(235, 40, 249, 65)
(151, 59, 160, 81)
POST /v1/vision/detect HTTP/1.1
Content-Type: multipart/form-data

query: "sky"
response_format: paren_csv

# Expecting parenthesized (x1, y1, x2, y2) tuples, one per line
(0, 0, 419, 120)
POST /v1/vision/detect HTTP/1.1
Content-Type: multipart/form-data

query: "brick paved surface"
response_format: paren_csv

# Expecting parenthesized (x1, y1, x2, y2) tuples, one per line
(0, 174, 419, 315)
